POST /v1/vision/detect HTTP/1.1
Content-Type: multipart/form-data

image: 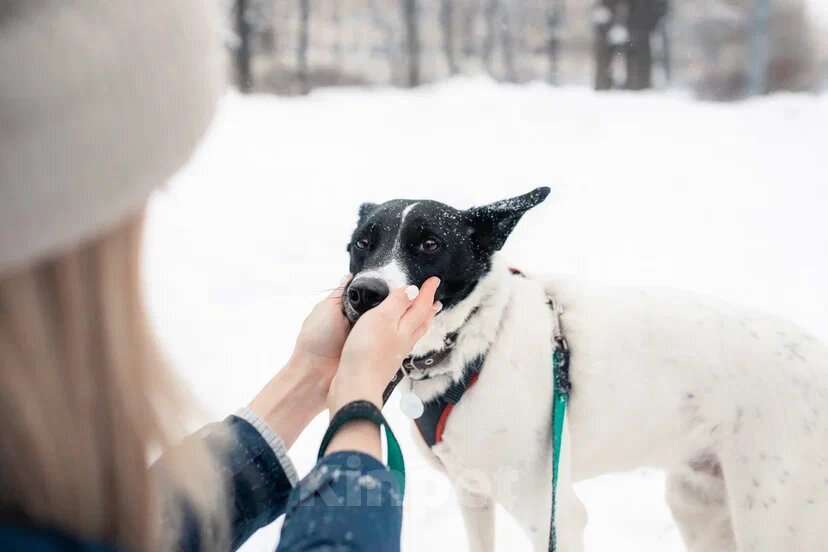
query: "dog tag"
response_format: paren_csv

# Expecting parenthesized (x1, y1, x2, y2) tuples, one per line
(400, 387, 424, 419)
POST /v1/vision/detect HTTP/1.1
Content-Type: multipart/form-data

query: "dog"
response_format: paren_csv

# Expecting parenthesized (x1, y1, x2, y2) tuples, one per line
(342, 187, 828, 552)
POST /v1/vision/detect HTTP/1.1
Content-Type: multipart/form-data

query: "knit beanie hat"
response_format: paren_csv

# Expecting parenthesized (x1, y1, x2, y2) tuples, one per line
(0, 1, 226, 275)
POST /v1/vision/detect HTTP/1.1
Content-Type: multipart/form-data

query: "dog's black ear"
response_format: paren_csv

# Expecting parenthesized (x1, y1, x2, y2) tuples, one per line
(348, 203, 379, 252)
(357, 202, 378, 225)
(465, 187, 551, 253)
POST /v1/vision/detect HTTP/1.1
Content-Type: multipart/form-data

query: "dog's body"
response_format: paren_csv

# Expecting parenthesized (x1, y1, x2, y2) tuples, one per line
(343, 189, 828, 552)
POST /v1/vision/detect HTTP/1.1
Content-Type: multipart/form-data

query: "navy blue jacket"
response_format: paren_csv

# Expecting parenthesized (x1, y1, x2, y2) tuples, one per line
(0, 415, 402, 552)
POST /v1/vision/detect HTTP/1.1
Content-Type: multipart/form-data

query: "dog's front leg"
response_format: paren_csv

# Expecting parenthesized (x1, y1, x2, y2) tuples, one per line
(552, 484, 587, 552)
(506, 480, 586, 552)
(454, 486, 496, 552)
(501, 430, 586, 552)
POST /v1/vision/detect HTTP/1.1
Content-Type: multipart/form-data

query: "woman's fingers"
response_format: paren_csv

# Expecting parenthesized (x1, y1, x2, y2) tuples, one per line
(411, 309, 438, 343)
(326, 273, 352, 303)
(399, 277, 441, 335)
(374, 284, 418, 320)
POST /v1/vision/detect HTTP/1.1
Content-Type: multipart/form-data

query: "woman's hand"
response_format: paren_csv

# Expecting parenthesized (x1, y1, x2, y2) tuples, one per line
(249, 276, 352, 448)
(329, 277, 442, 411)
(292, 274, 353, 389)
(324, 277, 441, 459)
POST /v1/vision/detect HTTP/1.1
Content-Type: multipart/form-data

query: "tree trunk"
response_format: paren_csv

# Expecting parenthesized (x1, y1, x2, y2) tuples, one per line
(483, 0, 498, 77)
(626, 32, 652, 90)
(461, 1, 480, 59)
(401, 0, 420, 87)
(545, 0, 565, 84)
(659, 13, 672, 84)
(332, 0, 343, 68)
(747, 0, 771, 96)
(499, 3, 518, 82)
(369, 0, 398, 84)
(625, 0, 653, 90)
(624, 0, 667, 90)
(593, 0, 614, 90)
(234, 0, 253, 93)
(297, 0, 310, 94)
(440, 0, 459, 75)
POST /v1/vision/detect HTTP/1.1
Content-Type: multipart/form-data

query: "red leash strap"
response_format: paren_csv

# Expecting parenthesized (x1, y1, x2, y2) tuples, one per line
(434, 372, 480, 444)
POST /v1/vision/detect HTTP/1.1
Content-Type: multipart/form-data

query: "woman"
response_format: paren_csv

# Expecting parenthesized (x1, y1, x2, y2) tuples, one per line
(0, 1, 438, 551)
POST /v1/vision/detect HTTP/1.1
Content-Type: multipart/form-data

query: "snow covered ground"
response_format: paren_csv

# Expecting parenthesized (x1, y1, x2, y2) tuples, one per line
(144, 79, 828, 551)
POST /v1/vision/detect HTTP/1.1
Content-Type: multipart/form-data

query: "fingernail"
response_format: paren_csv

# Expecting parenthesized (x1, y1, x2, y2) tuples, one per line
(433, 301, 443, 313)
(405, 285, 420, 300)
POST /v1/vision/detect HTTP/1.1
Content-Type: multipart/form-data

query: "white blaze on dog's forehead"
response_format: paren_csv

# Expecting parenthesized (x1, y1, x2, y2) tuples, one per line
(351, 201, 418, 289)
(400, 202, 418, 224)
(392, 201, 418, 254)
(370, 202, 417, 289)
(353, 261, 408, 289)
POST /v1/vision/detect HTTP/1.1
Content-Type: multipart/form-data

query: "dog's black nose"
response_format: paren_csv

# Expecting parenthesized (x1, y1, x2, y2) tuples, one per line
(347, 278, 389, 315)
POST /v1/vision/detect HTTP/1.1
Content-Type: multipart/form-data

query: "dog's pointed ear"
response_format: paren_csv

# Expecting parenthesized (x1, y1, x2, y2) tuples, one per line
(465, 187, 551, 252)
(357, 202, 378, 225)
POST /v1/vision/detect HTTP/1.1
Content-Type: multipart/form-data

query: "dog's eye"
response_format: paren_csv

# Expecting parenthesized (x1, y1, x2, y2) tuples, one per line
(419, 239, 440, 253)
(355, 238, 370, 250)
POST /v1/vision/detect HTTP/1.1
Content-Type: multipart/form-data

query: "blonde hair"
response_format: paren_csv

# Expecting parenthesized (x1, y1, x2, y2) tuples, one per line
(0, 213, 226, 550)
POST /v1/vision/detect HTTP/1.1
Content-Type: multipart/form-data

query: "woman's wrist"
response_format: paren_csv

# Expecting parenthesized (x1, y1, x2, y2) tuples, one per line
(327, 371, 385, 414)
(327, 354, 399, 412)
(249, 353, 332, 448)
(323, 372, 388, 461)
(323, 420, 382, 460)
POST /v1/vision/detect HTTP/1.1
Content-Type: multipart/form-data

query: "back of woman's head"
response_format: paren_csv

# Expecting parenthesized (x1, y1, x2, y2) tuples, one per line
(1, 1, 229, 546)
(0, 215, 227, 551)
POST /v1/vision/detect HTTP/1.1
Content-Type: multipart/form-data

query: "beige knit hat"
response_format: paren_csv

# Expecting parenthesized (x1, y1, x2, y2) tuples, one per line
(0, 1, 226, 274)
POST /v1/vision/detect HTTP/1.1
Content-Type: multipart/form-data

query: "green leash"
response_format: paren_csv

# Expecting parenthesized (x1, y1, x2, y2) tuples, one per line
(388, 341, 568, 517)
(384, 425, 406, 494)
(318, 400, 406, 496)
(549, 333, 571, 551)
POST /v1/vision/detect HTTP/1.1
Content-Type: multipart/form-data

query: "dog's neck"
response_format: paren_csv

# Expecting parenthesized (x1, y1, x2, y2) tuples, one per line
(410, 255, 513, 402)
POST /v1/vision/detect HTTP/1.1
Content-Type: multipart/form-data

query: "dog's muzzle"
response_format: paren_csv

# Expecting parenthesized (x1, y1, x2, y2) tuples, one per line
(343, 278, 389, 321)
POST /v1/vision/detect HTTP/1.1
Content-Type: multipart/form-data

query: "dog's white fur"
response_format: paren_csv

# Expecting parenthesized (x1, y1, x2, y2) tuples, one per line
(403, 254, 828, 552)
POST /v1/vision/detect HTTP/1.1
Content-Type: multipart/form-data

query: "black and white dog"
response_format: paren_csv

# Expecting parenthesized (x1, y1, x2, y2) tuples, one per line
(343, 188, 828, 552)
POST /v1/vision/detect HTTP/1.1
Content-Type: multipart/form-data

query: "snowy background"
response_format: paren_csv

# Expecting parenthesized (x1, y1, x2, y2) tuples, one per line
(144, 79, 828, 551)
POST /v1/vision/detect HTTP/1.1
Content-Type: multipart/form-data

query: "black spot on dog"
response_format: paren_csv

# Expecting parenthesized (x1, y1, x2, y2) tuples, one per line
(689, 451, 723, 478)
(733, 407, 744, 435)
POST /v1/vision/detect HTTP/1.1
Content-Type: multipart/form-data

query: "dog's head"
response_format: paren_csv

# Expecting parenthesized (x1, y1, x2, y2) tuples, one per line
(343, 187, 550, 322)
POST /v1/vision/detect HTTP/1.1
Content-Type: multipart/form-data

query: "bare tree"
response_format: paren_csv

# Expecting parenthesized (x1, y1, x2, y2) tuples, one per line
(625, 0, 667, 90)
(499, 2, 518, 81)
(401, 0, 420, 86)
(297, 0, 310, 94)
(593, 0, 666, 91)
(461, 0, 481, 59)
(656, 9, 672, 84)
(332, 0, 343, 68)
(483, 0, 498, 76)
(369, 0, 399, 85)
(625, 0, 652, 89)
(593, 0, 616, 90)
(747, 0, 771, 95)
(234, 0, 253, 92)
(545, 0, 566, 84)
(440, 0, 459, 75)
